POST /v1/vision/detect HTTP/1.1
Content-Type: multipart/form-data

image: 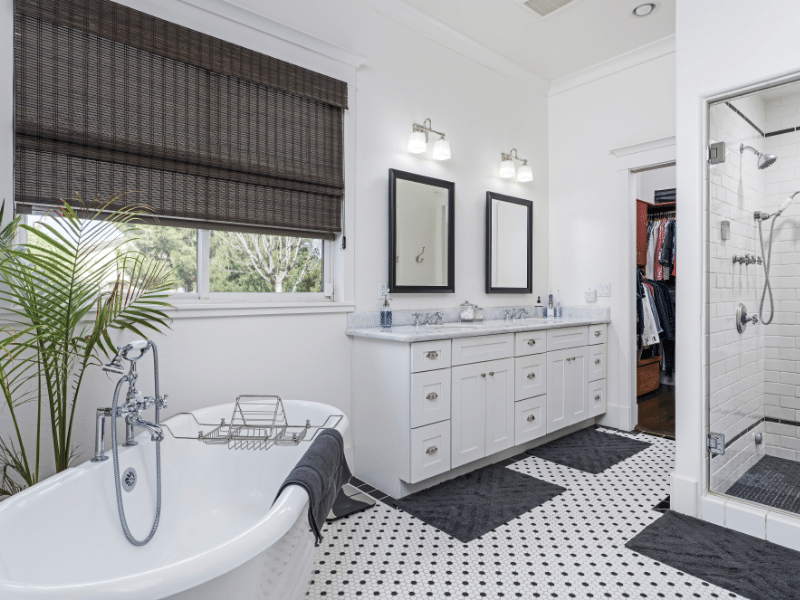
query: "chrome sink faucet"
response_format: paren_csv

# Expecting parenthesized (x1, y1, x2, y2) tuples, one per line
(413, 311, 444, 327)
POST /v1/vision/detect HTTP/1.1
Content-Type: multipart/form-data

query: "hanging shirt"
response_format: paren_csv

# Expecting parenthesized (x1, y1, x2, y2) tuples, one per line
(641, 285, 661, 346)
(646, 223, 658, 280)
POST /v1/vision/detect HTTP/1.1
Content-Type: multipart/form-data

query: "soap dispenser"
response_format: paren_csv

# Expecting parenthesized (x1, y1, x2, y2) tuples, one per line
(380, 294, 392, 329)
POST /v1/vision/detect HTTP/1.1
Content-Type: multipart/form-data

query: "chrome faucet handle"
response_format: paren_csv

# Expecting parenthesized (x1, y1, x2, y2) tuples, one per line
(434, 311, 444, 324)
(412, 312, 423, 327)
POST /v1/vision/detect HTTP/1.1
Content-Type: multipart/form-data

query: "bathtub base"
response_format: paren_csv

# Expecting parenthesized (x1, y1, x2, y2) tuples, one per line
(167, 503, 316, 600)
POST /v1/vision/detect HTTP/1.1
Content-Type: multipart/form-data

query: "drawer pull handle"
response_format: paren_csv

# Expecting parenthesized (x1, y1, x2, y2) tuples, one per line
(595, 358, 601, 364)
(526, 414, 536, 422)
(572, 357, 576, 360)
(594, 394, 601, 401)
(481, 373, 486, 378)
(426, 392, 438, 400)
(527, 339, 536, 346)
(527, 372, 536, 380)
(595, 331, 601, 337)
(566, 358, 571, 362)
(426, 351, 439, 359)
(489, 372, 494, 376)
(426, 446, 438, 454)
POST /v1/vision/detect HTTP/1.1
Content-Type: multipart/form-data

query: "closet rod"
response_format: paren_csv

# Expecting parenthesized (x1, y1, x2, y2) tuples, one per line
(630, 161, 676, 174)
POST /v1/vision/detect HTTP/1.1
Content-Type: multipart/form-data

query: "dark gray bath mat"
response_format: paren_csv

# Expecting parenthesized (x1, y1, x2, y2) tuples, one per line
(726, 455, 800, 516)
(395, 463, 565, 543)
(526, 428, 651, 474)
(626, 511, 800, 600)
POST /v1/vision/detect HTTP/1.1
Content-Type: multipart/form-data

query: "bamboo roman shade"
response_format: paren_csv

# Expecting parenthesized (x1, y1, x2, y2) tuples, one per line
(14, 0, 348, 240)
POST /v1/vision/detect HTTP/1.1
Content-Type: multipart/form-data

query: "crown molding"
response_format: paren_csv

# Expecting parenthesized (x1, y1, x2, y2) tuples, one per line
(610, 136, 676, 158)
(354, 0, 551, 96)
(549, 34, 676, 97)
(177, 0, 366, 71)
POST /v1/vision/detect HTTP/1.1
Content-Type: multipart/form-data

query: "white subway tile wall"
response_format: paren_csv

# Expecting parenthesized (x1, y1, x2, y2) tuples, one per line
(763, 92, 800, 461)
(708, 97, 768, 493)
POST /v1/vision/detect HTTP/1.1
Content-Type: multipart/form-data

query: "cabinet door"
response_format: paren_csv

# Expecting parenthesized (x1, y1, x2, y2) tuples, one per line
(546, 349, 571, 434)
(451, 362, 487, 468)
(568, 347, 589, 424)
(484, 358, 515, 457)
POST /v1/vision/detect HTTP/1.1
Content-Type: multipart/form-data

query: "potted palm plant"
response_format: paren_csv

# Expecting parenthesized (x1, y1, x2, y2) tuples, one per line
(0, 196, 174, 497)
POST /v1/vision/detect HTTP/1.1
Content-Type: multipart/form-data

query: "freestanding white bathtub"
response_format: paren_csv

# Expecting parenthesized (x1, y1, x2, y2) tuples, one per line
(0, 400, 348, 600)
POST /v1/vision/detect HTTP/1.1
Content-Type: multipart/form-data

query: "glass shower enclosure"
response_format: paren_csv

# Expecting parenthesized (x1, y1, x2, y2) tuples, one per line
(707, 80, 800, 517)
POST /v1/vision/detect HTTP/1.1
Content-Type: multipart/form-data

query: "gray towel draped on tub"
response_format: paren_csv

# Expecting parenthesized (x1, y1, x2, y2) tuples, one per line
(273, 428, 351, 545)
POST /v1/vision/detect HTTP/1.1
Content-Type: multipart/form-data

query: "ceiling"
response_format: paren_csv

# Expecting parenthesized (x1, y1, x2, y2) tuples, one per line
(399, 0, 675, 81)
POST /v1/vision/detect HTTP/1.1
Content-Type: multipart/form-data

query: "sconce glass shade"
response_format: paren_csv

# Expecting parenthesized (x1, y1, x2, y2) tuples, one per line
(408, 131, 427, 154)
(432, 138, 451, 160)
(516, 164, 533, 182)
(499, 159, 516, 179)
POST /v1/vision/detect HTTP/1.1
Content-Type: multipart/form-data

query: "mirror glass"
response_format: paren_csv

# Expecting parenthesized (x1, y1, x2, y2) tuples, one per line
(486, 193, 532, 293)
(389, 170, 455, 293)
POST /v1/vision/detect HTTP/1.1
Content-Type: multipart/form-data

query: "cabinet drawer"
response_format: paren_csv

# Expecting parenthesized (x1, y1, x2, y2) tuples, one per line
(589, 324, 607, 345)
(515, 354, 546, 400)
(546, 326, 588, 351)
(588, 344, 607, 382)
(588, 379, 607, 418)
(411, 340, 452, 373)
(514, 331, 547, 356)
(451, 334, 513, 366)
(408, 421, 451, 483)
(411, 369, 451, 428)
(515, 396, 546, 445)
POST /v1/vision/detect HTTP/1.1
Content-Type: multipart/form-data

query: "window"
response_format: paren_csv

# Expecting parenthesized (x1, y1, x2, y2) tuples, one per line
(22, 216, 327, 300)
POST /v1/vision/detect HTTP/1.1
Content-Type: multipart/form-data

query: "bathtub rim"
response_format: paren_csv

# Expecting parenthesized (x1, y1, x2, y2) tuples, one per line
(0, 399, 348, 600)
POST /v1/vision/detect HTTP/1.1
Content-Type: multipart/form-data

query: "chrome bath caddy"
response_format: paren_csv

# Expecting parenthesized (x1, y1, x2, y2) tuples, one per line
(162, 395, 342, 451)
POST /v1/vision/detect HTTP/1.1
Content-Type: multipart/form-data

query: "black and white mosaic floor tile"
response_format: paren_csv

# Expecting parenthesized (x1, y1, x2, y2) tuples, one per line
(308, 428, 745, 599)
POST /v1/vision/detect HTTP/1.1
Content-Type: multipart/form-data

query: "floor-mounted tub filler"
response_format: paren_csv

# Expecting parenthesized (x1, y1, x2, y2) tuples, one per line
(0, 341, 347, 600)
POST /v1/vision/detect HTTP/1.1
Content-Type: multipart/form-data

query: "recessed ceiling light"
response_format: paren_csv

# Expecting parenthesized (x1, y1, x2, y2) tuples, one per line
(632, 3, 658, 17)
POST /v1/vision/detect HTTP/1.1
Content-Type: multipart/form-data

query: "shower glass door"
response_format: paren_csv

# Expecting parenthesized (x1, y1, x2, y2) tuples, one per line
(707, 81, 800, 517)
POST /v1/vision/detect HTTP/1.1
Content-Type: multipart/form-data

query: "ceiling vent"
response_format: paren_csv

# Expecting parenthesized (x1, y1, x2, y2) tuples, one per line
(521, 0, 581, 19)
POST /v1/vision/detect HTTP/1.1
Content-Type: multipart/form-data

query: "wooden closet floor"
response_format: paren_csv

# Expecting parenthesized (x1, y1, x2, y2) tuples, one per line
(636, 384, 675, 438)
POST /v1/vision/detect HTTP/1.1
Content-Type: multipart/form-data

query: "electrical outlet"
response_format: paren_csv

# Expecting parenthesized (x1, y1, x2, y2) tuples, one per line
(597, 283, 611, 297)
(378, 282, 388, 299)
(585, 288, 597, 303)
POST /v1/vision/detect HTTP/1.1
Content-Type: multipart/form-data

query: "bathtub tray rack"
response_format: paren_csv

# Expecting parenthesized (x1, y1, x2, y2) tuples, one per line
(163, 395, 343, 451)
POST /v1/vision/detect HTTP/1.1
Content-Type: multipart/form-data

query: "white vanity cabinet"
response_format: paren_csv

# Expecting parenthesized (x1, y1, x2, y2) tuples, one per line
(350, 321, 608, 498)
(451, 357, 514, 468)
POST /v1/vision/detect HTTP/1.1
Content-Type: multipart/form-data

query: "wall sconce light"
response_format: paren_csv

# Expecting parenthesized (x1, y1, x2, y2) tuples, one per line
(499, 148, 533, 183)
(408, 118, 450, 160)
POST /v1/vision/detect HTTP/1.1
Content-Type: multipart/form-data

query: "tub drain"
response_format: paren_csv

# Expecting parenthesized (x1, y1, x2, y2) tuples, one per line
(122, 467, 137, 492)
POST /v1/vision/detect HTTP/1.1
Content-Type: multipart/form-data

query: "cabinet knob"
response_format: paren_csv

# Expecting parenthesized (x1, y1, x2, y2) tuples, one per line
(426, 446, 438, 454)
(426, 392, 438, 400)
(481, 373, 486, 377)
(572, 357, 576, 360)
(526, 414, 535, 422)
(595, 358, 601, 364)
(489, 372, 494, 376)
(566, 358, 571, 362)
(527, 339, 536, 346)
(426, 351, 439, 359)
(594, 395, 601, 401)
(595, 331, 601, 337)
(527, 372, 536, 380)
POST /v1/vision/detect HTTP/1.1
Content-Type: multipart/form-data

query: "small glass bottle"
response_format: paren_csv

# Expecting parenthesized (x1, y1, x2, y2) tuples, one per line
(380, 294, 392, 329)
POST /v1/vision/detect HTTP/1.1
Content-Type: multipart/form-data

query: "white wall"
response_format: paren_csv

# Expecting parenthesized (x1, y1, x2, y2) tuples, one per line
(548, 53, 676, 429)
(0, 0, 550, 478)
(675, 0, 800, 518)
(636, 165, 676, 204)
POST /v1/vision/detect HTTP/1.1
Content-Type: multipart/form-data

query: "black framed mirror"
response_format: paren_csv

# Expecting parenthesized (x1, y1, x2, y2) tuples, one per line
(389, 169, 455, 293)
(485, 192, 532, 294)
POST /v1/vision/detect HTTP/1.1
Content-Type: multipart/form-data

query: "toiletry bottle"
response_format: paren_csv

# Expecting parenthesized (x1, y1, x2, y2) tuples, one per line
(547, 290, 554, 318)
(556, 290, 562, 318)
(380, 294, 392, 329)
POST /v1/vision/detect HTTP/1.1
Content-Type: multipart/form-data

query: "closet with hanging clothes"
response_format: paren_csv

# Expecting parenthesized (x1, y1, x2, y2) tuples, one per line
(633, 163, 676, 437)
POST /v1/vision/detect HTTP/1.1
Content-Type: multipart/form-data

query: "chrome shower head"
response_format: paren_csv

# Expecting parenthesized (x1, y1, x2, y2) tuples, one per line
(741, 143, 778, 169)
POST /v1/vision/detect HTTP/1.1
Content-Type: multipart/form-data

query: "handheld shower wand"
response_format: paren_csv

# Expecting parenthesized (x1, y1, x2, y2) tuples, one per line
(756, 192, 800, 325)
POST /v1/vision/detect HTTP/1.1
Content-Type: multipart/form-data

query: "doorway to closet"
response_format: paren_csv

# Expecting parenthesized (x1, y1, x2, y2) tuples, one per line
(634, 163, 676, 438)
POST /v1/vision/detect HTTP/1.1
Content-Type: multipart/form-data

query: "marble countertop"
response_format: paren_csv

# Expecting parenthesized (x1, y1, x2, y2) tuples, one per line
(346, 317, 610, 343)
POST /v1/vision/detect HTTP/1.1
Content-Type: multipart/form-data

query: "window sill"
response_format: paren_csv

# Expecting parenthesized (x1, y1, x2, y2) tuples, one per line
(164, 300, 356, 319)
